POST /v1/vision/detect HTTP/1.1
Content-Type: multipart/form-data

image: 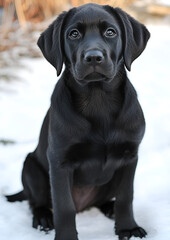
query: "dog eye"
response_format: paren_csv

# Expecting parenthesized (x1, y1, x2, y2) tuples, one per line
(69, 29, 81, 39)
(104, 28, 117, 38)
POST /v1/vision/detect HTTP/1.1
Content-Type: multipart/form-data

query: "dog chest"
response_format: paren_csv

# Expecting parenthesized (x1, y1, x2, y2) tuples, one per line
(63, 140, 138, 186)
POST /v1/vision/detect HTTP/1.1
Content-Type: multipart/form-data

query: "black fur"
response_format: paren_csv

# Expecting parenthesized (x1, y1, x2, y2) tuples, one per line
(7, 3, 150, 240)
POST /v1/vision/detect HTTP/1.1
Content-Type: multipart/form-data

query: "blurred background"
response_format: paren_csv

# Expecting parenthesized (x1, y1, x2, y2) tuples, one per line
(0, 1, 170, 240)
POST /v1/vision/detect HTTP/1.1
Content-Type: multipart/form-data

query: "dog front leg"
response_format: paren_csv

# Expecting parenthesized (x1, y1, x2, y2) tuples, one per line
(48, 152, 78, 240)
(114, 159, 147, 239)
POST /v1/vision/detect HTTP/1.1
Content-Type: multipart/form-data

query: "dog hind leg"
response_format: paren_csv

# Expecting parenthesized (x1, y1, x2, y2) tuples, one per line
(22, 153, 53, 231)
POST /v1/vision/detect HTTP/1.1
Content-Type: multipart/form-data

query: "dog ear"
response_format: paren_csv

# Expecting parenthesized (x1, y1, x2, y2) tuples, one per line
(37, 11, 67, 76)
(114, 8, 150, 71)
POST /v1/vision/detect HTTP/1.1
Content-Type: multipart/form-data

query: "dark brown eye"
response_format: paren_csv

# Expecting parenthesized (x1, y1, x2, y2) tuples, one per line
(104, 28, 117, 38)
(69, 29, 81, 39)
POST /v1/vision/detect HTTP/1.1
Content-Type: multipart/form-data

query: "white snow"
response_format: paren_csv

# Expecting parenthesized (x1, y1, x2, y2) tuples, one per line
(0, 24, 170, 240)
(158, 0, 170, 6)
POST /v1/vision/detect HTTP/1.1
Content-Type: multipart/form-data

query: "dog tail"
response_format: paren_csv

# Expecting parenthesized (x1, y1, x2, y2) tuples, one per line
(6, 190, 27, 202)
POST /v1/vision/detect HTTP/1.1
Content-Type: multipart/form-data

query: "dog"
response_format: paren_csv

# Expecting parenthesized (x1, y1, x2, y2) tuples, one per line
(7, 3, 150, 240)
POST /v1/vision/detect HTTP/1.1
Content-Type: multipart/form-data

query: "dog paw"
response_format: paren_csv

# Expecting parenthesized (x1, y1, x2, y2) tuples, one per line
(33, 207, 54, 232)
(118, 227, 147, 239)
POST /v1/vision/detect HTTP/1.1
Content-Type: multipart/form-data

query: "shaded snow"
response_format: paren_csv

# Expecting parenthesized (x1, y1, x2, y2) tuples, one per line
(0, 24, 170, 239)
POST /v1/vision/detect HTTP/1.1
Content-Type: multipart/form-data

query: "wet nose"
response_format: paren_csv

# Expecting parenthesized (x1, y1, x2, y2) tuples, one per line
(84, 50, 104, 65)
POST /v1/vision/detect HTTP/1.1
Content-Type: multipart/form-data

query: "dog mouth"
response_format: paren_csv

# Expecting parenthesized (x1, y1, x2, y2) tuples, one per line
(84, 72, 106, 81)
(73, 62, 114, 84)
(75, 72, 108, 84)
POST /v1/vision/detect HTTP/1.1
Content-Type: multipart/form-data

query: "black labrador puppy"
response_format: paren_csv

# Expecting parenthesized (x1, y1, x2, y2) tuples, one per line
(7, 3, 150, 240)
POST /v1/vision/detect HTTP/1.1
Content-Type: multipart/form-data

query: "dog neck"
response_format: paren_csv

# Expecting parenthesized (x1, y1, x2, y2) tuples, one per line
(64, 66, 126, 126)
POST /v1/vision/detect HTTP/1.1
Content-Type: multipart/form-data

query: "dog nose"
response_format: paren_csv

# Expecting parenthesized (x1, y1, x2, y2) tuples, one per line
(84, 50, 104, 65)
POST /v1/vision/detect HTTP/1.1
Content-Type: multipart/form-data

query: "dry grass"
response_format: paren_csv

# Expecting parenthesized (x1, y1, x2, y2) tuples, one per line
(0, 0, 70, 57)
(1, 0, 70, 27)
(71, 0, 135, 8)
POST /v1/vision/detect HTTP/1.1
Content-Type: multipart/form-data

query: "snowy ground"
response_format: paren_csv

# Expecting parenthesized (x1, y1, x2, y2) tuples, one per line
(0, 24, 170, 240)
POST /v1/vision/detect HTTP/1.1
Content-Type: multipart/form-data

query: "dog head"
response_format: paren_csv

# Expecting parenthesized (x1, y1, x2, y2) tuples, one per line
(38, 4, 150, 85)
